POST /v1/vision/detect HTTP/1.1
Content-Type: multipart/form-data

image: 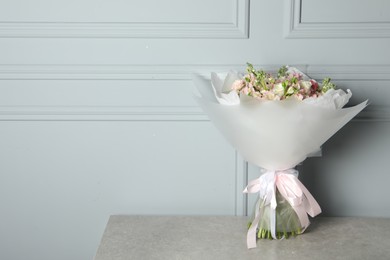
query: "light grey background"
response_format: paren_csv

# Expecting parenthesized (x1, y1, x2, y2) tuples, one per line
(0, 0, 389, 259)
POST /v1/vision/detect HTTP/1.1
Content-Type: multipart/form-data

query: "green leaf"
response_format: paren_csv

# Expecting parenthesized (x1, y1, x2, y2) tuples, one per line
(278, 65, 288, 77)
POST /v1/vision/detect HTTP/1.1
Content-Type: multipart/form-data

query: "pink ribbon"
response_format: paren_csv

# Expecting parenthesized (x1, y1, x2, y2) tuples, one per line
(243, 169, 321, 249)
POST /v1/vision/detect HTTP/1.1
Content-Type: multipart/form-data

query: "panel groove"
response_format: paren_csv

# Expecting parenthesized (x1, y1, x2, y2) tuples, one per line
(1, 64, 390, 80)
(0, 106, 207, 121)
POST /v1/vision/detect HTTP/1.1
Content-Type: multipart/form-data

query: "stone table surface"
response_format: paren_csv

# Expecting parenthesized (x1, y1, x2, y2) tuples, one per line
(94, 215, 390, 260)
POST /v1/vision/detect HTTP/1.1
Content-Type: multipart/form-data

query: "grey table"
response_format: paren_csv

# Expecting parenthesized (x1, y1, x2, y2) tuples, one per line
(95, 216, 390, 260)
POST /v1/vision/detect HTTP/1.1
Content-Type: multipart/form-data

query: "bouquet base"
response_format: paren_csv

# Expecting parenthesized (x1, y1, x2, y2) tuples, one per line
(244, 169, 321, 248)
(248, 189, 303, 240)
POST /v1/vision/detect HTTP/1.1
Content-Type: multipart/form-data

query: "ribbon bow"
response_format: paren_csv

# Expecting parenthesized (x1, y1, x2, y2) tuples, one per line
(243, 169, 321, 249)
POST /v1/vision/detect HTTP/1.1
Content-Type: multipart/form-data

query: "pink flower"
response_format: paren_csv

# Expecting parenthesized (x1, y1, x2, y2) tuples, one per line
(232, 80, 245, 91)
(296, 93, 304, 100)
(241, 86, 250, 95)
(310, 80, 319, 92)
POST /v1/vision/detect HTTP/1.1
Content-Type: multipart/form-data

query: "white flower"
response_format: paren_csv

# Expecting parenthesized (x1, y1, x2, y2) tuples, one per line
(286, 86, 295, 95)
(273, 83, 285, 97)
(300, 81, 312, 93)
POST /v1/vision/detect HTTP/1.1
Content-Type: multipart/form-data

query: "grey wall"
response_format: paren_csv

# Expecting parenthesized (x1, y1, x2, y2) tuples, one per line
(0, 0, 389, 259)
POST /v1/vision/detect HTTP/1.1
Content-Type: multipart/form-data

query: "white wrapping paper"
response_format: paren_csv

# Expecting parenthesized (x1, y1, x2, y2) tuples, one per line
(193, 69, 367, 248)
(193, 73, 367, 170)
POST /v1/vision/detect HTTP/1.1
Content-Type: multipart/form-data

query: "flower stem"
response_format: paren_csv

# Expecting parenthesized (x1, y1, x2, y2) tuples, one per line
(250, 189, 303, 240)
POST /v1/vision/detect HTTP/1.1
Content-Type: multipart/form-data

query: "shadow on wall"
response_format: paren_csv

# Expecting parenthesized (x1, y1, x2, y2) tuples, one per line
(298, 119, 390, 218)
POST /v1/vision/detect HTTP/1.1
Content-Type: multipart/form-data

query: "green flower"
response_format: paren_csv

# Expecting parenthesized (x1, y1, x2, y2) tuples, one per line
(321, 78, 336, 93)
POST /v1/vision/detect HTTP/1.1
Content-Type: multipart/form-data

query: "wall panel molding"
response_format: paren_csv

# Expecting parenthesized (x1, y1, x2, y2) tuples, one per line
(284, 0, 390, 39)
(0, 64, 389, 121)
(307, 65, 390, 80)
(0, 0, 249, 39)
(3, 64, 390, 80)
(0, 105, 207, 121)
(0, 64, 242, 80)
(235, 152, 248, 216)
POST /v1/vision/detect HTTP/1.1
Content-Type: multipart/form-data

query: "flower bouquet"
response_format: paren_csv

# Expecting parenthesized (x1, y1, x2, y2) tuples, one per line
(193, 64, 367, 249)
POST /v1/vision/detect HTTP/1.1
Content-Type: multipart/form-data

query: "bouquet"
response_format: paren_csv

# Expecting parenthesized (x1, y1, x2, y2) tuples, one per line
(193, 64, 367, 249)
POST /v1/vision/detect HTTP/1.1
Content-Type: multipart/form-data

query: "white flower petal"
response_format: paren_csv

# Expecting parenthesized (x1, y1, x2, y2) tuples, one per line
(222, 71, 241, 93)
(210, 72, 240, 105)
(303, 89, 352, 109)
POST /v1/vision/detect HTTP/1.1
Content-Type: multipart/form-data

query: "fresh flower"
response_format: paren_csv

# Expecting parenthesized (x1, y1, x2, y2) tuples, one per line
(231, 63, 336, 101)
